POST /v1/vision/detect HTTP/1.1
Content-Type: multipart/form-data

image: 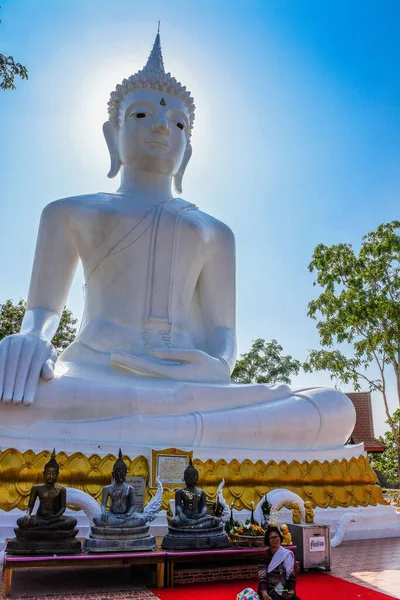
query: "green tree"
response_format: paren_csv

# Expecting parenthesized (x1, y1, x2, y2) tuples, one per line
(0, 299, 77, 353)
(1, 7, 28, 90)
(231, 338, 301, 384)
(304, 221, 400, 476)
(369, 409, 400, 487)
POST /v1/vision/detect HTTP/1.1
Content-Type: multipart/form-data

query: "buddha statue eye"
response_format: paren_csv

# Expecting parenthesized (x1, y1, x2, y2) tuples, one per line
(176, 122, 185, 130)
(135, 112, 147, 119)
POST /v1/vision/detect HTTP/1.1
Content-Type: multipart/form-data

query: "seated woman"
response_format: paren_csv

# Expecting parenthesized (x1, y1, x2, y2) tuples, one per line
(258, 526, 300, 600)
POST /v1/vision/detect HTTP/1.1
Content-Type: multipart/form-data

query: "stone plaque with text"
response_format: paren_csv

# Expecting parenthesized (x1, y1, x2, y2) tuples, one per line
(125, 476, 146, 512)
(157, 455, 188, 485)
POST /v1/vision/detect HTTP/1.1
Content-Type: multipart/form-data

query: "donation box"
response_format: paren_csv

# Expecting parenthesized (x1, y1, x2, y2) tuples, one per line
(288, 523, 331, 572)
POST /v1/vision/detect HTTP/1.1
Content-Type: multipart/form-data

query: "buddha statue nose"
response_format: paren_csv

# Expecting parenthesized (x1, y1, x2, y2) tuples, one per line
(151, 119, 170, 136)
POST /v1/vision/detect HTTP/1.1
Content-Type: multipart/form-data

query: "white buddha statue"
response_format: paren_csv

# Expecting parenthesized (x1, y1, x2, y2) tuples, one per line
(0, 33, 355, 451)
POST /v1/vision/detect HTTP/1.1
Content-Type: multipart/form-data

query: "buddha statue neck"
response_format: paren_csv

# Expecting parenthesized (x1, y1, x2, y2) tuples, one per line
(116, 167, 174, 202)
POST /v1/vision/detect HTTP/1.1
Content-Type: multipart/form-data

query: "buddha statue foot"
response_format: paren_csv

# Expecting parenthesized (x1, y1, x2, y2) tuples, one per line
(162, 527, 230, 550)
(7, 528, 81, 555)
(84, 523, 156, 553)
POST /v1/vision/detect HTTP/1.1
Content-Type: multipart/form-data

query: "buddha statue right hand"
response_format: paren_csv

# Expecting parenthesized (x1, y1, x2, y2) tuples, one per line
(0, 332, 57, 405)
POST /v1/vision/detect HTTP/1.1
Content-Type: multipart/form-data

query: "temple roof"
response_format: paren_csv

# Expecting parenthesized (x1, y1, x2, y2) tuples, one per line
(346, 391, 386, 453)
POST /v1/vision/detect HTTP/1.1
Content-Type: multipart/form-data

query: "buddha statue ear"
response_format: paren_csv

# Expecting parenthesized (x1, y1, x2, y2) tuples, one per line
(173, 142, 192, 195)
(103, 121, 122, 179)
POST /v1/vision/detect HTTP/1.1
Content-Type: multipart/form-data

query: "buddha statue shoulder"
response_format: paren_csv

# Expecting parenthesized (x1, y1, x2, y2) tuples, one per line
(0, 32, 356, 454)
(93, 449, 146, 528)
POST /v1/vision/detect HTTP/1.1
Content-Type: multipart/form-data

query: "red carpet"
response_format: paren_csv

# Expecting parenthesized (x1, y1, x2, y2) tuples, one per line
(152, 575, 396, 600)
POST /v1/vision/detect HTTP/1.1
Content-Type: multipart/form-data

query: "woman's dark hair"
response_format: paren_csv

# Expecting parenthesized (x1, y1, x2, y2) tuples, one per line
(264, 525, 283, 545)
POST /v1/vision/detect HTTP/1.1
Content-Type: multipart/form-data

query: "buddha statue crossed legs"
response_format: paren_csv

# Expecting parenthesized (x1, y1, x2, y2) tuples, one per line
(0, 32, 355, 452)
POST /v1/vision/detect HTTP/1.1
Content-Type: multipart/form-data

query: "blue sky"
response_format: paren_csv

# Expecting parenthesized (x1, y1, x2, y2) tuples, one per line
(1, 0, 399, 435)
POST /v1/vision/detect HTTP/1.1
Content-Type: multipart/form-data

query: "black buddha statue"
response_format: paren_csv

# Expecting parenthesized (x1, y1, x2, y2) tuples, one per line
(84, 449, 156, 552)
(162, 461, 230, 550)
(93, 449, 146, 528)
(7, 450, 81, 555)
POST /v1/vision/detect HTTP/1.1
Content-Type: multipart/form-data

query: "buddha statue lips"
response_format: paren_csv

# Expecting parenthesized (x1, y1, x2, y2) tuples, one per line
(0, 33, 356, 452)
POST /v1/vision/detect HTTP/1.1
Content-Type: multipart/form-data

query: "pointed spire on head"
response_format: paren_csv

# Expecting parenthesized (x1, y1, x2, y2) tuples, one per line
(142, 30, 165, 78)
(112, 448, 128, 474)
(44, 448, 59, 472)
(107, 28, 196, 136)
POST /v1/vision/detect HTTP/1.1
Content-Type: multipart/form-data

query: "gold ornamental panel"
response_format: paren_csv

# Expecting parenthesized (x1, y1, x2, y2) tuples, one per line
(0, 448, 149, 511)
(0, 448, 387, 512)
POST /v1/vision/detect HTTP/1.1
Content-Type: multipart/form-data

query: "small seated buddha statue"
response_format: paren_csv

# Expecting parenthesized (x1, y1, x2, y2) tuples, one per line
(7, 450, 81, 555)
(84, 450, 156, 552)
(162, 461, 230, 549)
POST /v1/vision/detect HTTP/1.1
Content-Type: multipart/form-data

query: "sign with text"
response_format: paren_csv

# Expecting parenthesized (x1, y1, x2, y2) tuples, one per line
(125, 476, 146, 512)
(151, 448, 193, 487)
(157, 455, 188, 485)
(309, 536, 326, 552)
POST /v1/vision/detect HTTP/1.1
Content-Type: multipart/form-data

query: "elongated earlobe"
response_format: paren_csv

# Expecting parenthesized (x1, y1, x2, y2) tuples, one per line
(173, 142, 192, 194)
(103, 121, 121, 179)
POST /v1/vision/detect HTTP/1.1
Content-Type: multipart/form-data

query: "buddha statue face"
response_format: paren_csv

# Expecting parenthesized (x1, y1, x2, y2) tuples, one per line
(113, 465, 127, 484)
(43, 466, 58, 485)
(104, 88, 190, 180)
(184, 466, 199, 488)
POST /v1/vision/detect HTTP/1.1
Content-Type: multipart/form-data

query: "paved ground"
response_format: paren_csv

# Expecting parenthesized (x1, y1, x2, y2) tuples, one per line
(1, 538, 399, 599)
(331, 538, 400, 599)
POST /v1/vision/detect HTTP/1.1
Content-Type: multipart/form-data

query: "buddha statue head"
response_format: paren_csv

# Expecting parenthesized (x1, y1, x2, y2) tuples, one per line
(43, 448, 60, 485)
(104, 32, 195, 194)
(112, 448, 128, 484)
(183, 459, 199, 488)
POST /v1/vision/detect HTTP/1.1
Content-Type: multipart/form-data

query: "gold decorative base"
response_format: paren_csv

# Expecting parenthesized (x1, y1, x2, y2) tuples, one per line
(0, 448, 387, 512)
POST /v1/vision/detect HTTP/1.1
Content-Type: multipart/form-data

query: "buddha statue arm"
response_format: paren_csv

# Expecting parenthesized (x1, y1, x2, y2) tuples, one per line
(174, 489, 189, 523)
(0, 200, 79, 405)
(197, 224, 237, 373)
(99, 486, 111, 521)
(125, 486, 137, 516)
(198, 490, 209, 517)
(23, 486, 40, 524)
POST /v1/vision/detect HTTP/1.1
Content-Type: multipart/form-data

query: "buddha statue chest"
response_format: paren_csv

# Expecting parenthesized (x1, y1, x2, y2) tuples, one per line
(62, 194, 216, 358)
(37, 487, 62, 516)
(108, 484, 132, 513)
(180, 488, 203, 516)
